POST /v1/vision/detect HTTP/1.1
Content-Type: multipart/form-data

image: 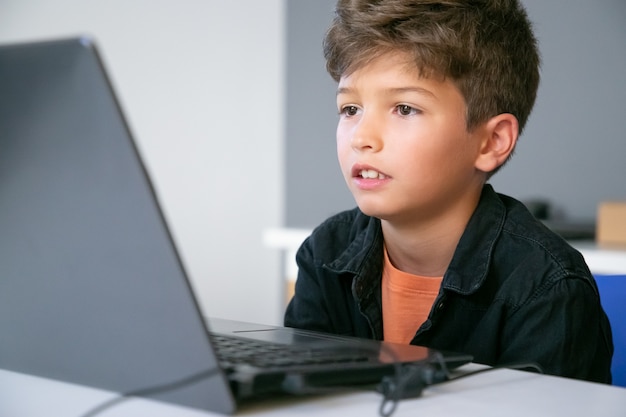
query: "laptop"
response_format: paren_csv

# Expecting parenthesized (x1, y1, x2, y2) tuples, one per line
(0, 37, 471, 414)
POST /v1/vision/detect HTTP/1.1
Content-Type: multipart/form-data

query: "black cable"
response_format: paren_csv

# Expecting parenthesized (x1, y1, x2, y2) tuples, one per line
(79, 342, 405, 417)
(377, 361, 544, 417)
(378, 352, 451, 417)
(440, 362, 543, 384)
(77, 367, 220, 417)
(77, 341, 403, 417)
(76, 344, 542, 417)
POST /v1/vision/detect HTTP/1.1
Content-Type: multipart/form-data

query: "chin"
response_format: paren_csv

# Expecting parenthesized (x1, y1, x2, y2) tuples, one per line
(355, 202, 391, 220)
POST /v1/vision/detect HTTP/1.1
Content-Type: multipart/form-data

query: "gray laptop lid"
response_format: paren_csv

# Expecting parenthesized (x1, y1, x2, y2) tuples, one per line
(0, 37, 236, 414)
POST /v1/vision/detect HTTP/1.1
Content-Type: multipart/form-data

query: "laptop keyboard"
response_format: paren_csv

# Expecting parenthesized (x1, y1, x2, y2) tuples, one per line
(210, 333, 371, 370)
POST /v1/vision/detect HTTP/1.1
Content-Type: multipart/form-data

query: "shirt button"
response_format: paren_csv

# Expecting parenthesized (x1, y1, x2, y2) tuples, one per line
(437, 301, 445, 310)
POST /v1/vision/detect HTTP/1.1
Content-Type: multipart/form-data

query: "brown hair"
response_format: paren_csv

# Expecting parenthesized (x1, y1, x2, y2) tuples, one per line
(324, 0, 540, 138)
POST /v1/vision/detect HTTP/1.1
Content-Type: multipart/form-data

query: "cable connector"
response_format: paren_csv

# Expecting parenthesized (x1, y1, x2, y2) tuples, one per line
(377, 363, 447, 401)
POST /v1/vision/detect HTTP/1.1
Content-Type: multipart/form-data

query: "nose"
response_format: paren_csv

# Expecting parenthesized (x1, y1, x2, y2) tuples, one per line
(351, 111, 383, 153)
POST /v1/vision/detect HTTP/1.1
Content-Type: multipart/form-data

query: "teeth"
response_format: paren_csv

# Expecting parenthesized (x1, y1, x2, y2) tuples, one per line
(360, 169, 386, 179)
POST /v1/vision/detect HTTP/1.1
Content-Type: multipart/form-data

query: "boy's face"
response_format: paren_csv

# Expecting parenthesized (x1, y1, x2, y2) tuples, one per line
(336, 51, 488, 224)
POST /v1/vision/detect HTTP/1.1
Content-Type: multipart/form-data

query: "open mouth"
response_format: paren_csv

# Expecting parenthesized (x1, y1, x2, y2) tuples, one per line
(356, 169, 387, 180)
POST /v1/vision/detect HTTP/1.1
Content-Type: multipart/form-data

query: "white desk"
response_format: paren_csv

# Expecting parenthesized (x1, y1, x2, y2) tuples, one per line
(2, 365, 626, 417)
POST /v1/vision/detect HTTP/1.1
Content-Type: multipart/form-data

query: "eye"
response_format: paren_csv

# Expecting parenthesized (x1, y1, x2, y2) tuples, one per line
(396, 104, 419, 116)
(339, 105, 359, 117)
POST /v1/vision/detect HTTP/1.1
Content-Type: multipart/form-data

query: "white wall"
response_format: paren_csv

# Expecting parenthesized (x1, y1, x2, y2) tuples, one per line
(0, 1, 286, 325)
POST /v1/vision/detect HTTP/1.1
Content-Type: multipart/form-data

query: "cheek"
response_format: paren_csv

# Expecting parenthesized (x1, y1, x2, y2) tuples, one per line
(336, 124, 352, 154)
(336, 121, 351, 143)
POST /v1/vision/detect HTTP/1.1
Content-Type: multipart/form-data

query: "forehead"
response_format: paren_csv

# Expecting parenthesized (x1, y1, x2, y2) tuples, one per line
(337, 50, 454, 98)
(337, 49, 444, 89)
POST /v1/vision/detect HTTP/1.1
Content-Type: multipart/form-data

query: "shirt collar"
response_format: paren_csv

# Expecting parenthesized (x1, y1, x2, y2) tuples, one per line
(325, 215, 383, 276)
(444, 184, 506, 294)
(325, 184, 505, 295)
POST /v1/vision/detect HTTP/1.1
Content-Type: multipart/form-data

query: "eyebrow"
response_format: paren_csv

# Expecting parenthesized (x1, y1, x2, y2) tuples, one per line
(336, 86, 437, 99)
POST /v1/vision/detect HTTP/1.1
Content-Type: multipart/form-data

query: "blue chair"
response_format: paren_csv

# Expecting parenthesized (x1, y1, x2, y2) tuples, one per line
(595, 274, 626, 387)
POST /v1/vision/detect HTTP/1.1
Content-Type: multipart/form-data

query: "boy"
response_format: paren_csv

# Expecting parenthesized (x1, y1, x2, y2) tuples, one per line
(284, 0, 613, 383)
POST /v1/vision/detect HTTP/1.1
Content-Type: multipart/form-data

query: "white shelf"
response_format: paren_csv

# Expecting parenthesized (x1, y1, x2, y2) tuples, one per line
(574, 243, 626, 275)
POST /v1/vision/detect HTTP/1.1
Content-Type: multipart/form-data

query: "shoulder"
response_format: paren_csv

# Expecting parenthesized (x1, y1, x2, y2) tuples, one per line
(481, 191, 600, 311)
(496, 192, 590, 278)
(452, 186, 589, 289)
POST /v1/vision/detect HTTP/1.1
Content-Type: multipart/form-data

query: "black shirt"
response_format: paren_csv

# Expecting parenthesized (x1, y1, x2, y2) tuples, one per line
(285, 185, 613, 383)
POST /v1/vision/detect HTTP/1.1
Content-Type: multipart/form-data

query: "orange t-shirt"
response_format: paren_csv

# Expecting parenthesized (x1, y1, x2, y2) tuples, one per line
(382, 248, 443, 344)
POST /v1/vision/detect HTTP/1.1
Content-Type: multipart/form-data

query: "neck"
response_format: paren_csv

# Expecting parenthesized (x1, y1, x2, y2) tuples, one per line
(381, 187, 482, 277)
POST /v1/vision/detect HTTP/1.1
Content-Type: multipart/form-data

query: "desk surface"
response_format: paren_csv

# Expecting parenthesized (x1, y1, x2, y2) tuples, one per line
(3, 365, 626, 417)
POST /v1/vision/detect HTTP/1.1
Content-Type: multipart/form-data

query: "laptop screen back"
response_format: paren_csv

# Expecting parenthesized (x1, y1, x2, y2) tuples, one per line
(0, 37, 235, 414)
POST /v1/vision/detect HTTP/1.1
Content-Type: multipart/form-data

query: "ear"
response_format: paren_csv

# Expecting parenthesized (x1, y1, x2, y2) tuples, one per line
(474, 113, 519, 173)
